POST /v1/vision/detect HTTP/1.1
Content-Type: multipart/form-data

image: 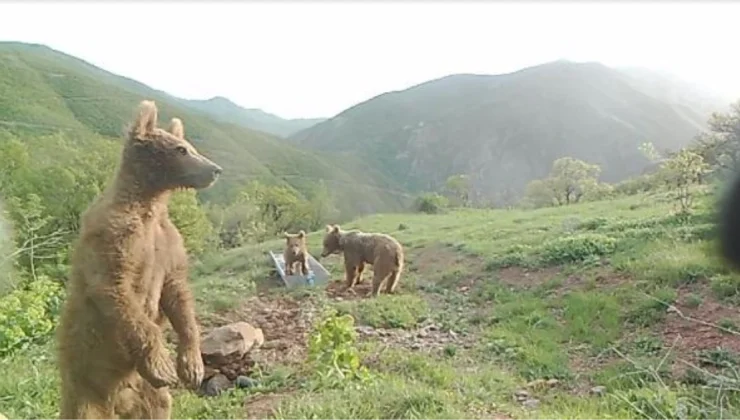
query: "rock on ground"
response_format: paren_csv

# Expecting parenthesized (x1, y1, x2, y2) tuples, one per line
(201, 321, 264, 366)
(199, 321, 263, 395)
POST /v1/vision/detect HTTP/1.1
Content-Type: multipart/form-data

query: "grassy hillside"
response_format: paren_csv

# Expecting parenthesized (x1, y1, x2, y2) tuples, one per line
(0, 41, 407, 218)
(4, 186, 740, 419)
(290, 60, 727, 203)
(177, 96, 326, 138)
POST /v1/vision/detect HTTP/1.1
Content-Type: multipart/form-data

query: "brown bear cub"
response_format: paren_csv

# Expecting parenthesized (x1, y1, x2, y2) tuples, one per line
(56, 100, 222, 419)
(283, 230, 309, 276)
(320, 224, 404, 297)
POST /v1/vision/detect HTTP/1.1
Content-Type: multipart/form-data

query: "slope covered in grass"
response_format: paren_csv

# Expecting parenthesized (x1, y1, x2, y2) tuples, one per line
(4, 188, 739, 419)
(0, 41, 408, 218)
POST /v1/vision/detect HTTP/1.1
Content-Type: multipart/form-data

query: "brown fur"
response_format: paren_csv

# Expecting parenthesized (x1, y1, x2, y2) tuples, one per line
(283, 230, 309, 276)
(56, 100, 223, 419)
(320, 224, 404, 297)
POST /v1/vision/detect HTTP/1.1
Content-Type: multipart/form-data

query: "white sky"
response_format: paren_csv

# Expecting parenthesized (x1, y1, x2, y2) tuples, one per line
(2, 1, 740, 120)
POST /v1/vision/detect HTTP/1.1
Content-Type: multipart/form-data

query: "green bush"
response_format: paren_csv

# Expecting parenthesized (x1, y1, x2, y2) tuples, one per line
(168, 190, 214, 256)
(0, 277, 64, 358)
(613, 174, 660, 196)
(414, 193, 449, 214)
(539, 233, 617, 265)
(486, 244, 534, 269)
(577, 216, 609, 231)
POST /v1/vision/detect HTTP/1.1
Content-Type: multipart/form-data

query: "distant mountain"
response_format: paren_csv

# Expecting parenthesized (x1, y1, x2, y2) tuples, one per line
(177, 96, 325, 138)
(615, 66, 731, 125)
(4, 41, 727, 211)
(289, 60, 729, 204)
(0, 41, 407, 217)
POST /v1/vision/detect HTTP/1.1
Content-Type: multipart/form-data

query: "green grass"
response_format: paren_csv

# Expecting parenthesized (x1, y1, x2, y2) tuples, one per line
(6, 190, 740, 419)
(334, 295, 430, 329)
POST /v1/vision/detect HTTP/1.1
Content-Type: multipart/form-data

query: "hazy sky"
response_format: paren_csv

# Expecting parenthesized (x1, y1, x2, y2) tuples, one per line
(2, 1, 740, 119)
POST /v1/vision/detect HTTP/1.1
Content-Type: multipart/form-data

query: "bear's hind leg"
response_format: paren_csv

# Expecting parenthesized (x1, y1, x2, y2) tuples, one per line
(384, 269, 401, 294)
(115, 375, 172, 420)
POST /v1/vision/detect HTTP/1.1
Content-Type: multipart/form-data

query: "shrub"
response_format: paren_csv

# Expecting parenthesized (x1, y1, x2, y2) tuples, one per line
(414, 193, 449, 214)
(0, 276, 64, 358)
(306, 309, 372, 390)
(539, 233, 617, 265)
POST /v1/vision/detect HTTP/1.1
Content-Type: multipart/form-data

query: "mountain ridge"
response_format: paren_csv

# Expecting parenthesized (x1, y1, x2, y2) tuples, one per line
(0, 41, 408, 218)
(0, 41, 730, 210)
(175, 95, 326, 138)
(289, 59, 728, 204)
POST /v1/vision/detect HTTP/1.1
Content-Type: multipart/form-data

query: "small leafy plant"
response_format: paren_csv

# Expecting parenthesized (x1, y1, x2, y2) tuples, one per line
(306, 309, 373, 390)
(0, 276, 64, 358)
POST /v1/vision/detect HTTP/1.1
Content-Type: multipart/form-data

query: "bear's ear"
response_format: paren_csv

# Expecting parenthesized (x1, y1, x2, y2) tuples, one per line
(168, 118, 185, 139)
(332, 225, 340, 233)
(298, 230, 306, 238)
(325, 224, 334, 233)
(131, 100, 158, 138)
(283, 231, 291, 238)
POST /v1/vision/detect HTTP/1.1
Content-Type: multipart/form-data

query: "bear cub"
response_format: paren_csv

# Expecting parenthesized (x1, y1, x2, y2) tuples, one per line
(284, 230, 309, 276)
(320, 224, 404, 297)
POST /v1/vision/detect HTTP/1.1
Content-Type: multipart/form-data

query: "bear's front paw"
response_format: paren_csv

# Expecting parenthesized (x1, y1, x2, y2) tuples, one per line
(138, 344, 178, 389)
(176, 347, 204, 390)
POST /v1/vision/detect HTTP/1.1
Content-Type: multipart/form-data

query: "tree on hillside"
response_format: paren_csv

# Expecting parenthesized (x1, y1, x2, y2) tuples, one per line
(550, 157, 602, 205)
(206, 195, 266, 249)
(0, 136, 30, 194)
(305, 181, 339, 228)
(239, 181, 335, 239)
(522, 178, 559, 208)
(522, 157, 606, 207)
(444, 174, 471, 207)
(657, 148, 709, 215)
(638, 141, 662, 162)
(693, 100, 740, 174)
(243, 182, 309, 235)
(205, 179, 339, 249)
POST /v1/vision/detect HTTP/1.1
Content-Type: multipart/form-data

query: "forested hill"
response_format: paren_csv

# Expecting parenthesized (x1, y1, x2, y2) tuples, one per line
(289, 60, 728, 203)
(0, 41, 729, 212)
(0, 41, 408, 217)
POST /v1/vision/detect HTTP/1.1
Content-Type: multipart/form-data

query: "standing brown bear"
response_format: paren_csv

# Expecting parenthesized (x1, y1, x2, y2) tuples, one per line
(56, 100, 223, 419)
(320, 224, 404, 297)
(283, 230, 309, 276)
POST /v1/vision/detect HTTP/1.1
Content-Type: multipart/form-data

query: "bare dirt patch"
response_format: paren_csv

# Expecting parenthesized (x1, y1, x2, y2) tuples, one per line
(357, 321, 476, 355)
(497, 266, 562, 288)
(659, 286, 740, 369)
(325, 278, 375, 301)
(408, 243, 483, 276)
(497, 264, 630, 292)
(209, 294, 321, 367)
(408, 243, 488, 293)
(558, 267, 633, 296)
